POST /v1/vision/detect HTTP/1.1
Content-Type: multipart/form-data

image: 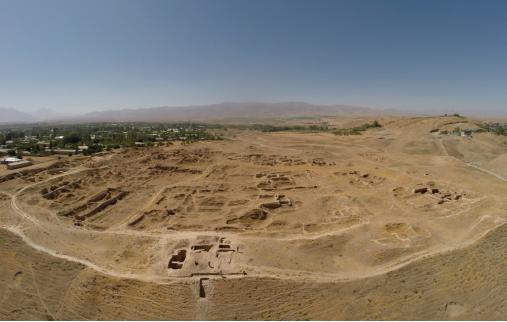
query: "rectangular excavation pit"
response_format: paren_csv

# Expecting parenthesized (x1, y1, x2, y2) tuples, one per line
(168, 249, 187, 269)
(217, 249, 235, 253)
(75, 190, 129, 220)
(191, 244, 213, 252)
(190, 272, 247, 277)
(42, 179, 82, 200)
(199, 278, 209, 298)
(127, 214, 145, 226)
(88, 189, 113, 203)
(216, 248, 235, 257)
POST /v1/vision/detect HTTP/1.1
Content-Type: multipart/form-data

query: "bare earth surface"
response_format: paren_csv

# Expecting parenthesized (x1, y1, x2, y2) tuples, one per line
(1, 116, 507, 320)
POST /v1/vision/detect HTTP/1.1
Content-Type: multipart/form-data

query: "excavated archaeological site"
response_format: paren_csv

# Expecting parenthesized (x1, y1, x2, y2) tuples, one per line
(1, 115, 507, 320)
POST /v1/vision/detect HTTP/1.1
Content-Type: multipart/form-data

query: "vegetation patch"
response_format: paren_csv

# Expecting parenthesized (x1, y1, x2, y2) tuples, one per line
(0, 122, 223, 156)
(480, 123, 507, 136)
(333, 121, 382, 136)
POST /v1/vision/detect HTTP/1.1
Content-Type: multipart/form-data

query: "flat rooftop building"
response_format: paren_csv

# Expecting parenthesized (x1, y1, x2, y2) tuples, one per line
(48, 149, 77, 155)
(1, 157, 22, 164)
(6, 160, 33, 170)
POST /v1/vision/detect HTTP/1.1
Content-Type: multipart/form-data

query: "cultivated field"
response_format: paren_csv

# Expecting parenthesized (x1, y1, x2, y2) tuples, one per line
(1, 115, 507, 320)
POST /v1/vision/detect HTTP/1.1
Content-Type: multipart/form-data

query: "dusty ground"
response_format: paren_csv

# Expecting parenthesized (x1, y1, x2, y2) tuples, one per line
(1, 115, 507, 320)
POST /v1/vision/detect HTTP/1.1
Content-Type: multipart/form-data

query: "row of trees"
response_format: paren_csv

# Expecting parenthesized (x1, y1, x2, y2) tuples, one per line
(333, 121, 382, 136)
(480, 123, 506, 136)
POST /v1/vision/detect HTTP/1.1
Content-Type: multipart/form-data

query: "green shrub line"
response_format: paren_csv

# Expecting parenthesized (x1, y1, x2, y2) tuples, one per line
(333, 121, 382, 136)
(0, 120, 384, 157)
(479, 123, 507, 136)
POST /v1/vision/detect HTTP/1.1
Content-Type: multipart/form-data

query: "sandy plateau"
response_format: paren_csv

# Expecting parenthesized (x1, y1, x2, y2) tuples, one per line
(1, 115, 507, 320)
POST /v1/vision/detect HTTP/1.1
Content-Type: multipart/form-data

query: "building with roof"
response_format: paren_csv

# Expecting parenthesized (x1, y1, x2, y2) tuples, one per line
(6, 160, 33, 170)
(1, 157, 22, 164)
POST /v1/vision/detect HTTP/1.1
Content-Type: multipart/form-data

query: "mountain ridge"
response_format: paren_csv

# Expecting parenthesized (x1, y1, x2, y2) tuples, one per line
(1, 102, 410, 124)
(76, 102, 403, 122)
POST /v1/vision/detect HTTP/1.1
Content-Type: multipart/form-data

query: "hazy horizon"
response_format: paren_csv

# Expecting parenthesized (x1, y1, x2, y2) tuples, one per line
(1, 0, 506, 116)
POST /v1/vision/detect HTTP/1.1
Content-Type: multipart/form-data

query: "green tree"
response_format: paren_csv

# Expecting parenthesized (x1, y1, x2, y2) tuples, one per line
(63, 133, 82, 145)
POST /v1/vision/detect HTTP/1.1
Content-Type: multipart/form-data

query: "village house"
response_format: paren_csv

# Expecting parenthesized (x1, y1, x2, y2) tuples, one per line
(461, 129, 473, 137)
(1, 156, 22, 164)
(6, 159, 33, 170)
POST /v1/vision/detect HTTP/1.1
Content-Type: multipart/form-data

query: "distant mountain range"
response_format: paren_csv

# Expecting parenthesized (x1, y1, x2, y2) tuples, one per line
(0, 107, 35, 123)
(78, 102, 387, 122)
(0, 107, 69, 124)
(0, 102, 406, 124)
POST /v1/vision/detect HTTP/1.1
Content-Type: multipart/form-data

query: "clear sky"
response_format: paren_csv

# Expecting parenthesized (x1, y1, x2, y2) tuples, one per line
(1, 0, 506, 115)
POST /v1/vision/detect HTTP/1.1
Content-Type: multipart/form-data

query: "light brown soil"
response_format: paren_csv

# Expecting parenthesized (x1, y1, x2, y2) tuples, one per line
(1, 115, 507, 320)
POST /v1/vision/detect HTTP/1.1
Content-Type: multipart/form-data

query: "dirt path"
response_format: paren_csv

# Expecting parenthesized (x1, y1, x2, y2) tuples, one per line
(465, 163, 507, 182)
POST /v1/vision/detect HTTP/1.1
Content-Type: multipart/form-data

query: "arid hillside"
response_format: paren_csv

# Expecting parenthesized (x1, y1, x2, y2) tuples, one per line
(1, 115, 506, 320)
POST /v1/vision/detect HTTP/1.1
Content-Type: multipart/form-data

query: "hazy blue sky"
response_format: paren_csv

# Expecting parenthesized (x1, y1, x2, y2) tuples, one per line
(1, 0, 506, 115)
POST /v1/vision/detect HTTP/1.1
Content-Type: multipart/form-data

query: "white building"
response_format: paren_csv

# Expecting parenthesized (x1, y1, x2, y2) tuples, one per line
(6, 160, 33, 170)
(1, 157, 22, 164)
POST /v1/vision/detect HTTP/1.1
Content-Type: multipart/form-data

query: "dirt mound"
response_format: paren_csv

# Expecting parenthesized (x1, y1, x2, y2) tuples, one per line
(2, 116, 507, 319)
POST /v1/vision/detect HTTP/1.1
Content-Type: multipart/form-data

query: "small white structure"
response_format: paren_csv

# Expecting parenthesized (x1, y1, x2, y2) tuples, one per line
(6, 160, 33, 170)
(37, 141, 50, 147)
(52, 149, 77, 155)
(461, 129, 473, 137)
(1, 157, 22, 164)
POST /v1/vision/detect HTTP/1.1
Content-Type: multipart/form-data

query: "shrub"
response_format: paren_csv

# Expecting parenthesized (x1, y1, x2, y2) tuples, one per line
(84, 144, 102, 155)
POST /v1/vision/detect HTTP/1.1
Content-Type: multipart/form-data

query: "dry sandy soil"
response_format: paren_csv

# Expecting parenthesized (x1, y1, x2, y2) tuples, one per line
(1, 115, 507, 320)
